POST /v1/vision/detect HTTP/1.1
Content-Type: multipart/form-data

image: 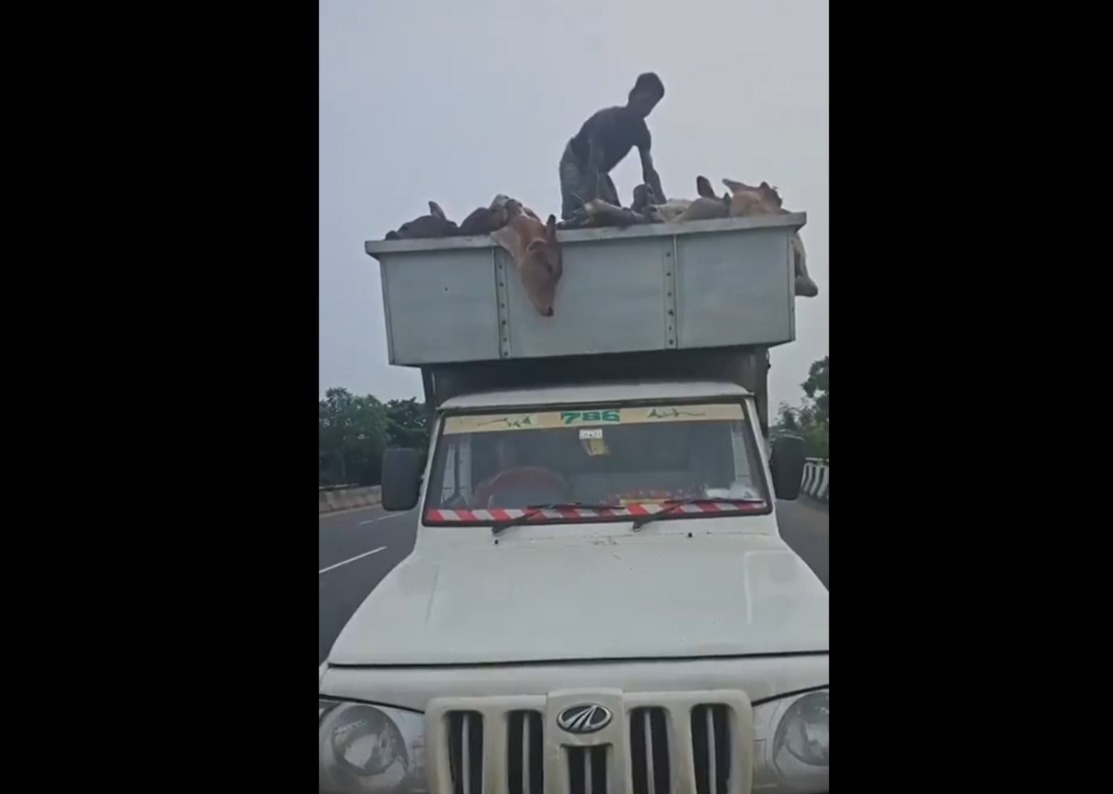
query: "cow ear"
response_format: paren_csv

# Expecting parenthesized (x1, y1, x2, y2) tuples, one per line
(527, 239, 546, 254)
(759, 183, 782, 207)
(546, 214, 557, 238)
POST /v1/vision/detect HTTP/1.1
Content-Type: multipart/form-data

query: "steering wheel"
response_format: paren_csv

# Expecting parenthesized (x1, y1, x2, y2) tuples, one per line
(478, 466, 570, 508)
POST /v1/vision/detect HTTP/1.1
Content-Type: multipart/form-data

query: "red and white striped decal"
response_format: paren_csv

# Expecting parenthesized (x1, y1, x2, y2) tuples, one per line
(424, 501, 766, 523)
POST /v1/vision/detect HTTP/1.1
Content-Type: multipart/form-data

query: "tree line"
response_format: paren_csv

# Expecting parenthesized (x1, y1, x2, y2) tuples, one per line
(318, 389, 428, 488)
(773, 355, 829, 460)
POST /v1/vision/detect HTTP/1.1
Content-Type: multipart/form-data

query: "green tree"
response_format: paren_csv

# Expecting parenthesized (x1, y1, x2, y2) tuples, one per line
(384, 398, 429, 450)
(772, 355, 829, 459)
(318, 388, 388, 486)
(801, 355, 829, 425)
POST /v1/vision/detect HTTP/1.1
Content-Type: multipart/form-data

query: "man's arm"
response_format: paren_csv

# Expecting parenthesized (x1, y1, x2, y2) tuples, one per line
(638, 127, 665, 203)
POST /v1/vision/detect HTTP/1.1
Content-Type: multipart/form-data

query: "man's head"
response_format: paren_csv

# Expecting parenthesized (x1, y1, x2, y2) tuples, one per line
(627, 72, 665, 118)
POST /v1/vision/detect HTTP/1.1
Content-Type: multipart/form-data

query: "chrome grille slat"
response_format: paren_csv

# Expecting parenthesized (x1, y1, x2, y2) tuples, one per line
(520, 712, 531, 794)
(461, 713, 471, 794)
(706, 706, 718, 794)
(631, 706, 671, 794)
(508, 710, 543, 794)
(446, 710, 484, 794)
(567, 746, 607, 793)
(693, 704, 734, 794)
(644, 709, 657, 794)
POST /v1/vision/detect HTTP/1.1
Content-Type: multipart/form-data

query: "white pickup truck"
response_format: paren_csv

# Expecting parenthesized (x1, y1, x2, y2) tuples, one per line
(319, 213, 828, 794)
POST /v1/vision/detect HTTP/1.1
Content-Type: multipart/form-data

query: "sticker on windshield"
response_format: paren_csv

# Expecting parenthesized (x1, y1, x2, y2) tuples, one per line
(578, 427, 609, 456)
(442, 403, 744, 434)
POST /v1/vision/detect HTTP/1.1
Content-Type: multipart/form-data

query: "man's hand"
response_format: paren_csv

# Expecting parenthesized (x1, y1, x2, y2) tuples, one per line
(640, 147, 665, 203)
(646, 169, 665, 205)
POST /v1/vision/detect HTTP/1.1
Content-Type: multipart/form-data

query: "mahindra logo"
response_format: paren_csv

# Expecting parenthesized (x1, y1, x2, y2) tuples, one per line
(556, 703, 613, 734)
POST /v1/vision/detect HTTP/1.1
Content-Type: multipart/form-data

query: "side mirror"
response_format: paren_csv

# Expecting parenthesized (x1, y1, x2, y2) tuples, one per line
(380, 447, 423, 511)
(769, 434, 806, 501)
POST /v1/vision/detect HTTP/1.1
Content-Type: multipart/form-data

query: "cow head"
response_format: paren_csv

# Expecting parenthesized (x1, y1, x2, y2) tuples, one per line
(521, 214, 562, 317)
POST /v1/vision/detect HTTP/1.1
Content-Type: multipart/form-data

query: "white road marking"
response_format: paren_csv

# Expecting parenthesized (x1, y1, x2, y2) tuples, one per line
(318, 546, 387, 575)
(358, 512, 410, 526)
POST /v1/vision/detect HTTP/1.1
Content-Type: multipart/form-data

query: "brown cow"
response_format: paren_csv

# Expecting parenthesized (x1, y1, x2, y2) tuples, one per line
(490, 213, 563, 317)
(384, 201, 460, 240)
(721, 177, 819, 298)
(583, 198, 651, 227)
(788, 233, 817, 298)
(639, 176, 731, 223)
(458, 202, 511, 236)
(722, 178, 784, 217)
(722, 178, 817, 298)
(670, 175, 731, 223)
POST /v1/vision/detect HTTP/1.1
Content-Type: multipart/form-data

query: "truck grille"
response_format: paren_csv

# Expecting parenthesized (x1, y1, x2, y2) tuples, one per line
(427, 691, 752, 794)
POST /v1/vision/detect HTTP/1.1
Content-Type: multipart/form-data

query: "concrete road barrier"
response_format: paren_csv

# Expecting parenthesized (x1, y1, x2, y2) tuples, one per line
(801, 458, 829, 503)
(319, 485, 382, 514)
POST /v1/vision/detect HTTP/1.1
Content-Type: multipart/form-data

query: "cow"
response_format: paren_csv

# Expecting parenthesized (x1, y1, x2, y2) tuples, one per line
(490, 213, 564, 317)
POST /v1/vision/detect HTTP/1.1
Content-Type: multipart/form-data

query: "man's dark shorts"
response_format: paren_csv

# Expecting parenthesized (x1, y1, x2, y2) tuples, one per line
(558, 140, 619, 220)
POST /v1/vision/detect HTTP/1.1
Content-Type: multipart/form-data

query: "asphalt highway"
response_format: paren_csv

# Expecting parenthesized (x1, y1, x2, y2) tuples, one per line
(318, 499, 829, 664)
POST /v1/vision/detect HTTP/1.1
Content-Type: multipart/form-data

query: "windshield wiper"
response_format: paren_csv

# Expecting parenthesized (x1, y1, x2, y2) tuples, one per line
(491, 503, 622, 535)
(631, 497, 766, 530)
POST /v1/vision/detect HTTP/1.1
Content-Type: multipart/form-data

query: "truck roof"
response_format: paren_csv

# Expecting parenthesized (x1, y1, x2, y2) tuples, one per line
(439, 380, 752, 411)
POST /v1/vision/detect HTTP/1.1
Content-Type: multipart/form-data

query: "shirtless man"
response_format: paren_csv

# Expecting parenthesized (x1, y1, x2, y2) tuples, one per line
(559, 72, 667, 221)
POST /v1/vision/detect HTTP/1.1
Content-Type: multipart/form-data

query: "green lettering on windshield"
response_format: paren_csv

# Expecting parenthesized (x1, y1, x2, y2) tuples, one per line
(561, 410, 621, 425)
(477, 416, 534, 429)
(647, 408, 705, 419)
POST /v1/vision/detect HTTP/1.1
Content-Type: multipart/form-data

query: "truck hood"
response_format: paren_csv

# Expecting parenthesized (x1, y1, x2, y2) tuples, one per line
(327, 534, 829, 666)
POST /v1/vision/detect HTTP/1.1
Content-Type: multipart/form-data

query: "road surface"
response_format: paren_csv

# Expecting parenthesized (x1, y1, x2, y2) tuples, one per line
(319, 499, 829, 664)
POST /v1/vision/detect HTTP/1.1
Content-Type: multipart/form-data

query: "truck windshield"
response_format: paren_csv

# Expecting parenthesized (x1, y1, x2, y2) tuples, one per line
(424, 401, 770, 525)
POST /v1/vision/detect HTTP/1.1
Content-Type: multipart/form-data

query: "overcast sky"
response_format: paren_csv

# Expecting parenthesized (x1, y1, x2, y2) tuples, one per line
(320, 0, 828, 410)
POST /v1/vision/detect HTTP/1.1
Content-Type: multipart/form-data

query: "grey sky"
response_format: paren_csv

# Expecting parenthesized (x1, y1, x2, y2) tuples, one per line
(319, 0, 828, 409)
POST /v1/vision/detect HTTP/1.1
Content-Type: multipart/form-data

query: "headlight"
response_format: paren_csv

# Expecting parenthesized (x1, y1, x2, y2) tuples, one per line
(753, 689, 828, 793)
(319, 700, 427, 794)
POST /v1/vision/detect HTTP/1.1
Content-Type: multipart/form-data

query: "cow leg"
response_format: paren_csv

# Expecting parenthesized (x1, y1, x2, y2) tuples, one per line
(792, 233, 819, 297)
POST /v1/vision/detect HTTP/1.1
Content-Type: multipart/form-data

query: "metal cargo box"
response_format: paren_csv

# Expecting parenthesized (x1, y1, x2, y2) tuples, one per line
(363, 213, 805, 366)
